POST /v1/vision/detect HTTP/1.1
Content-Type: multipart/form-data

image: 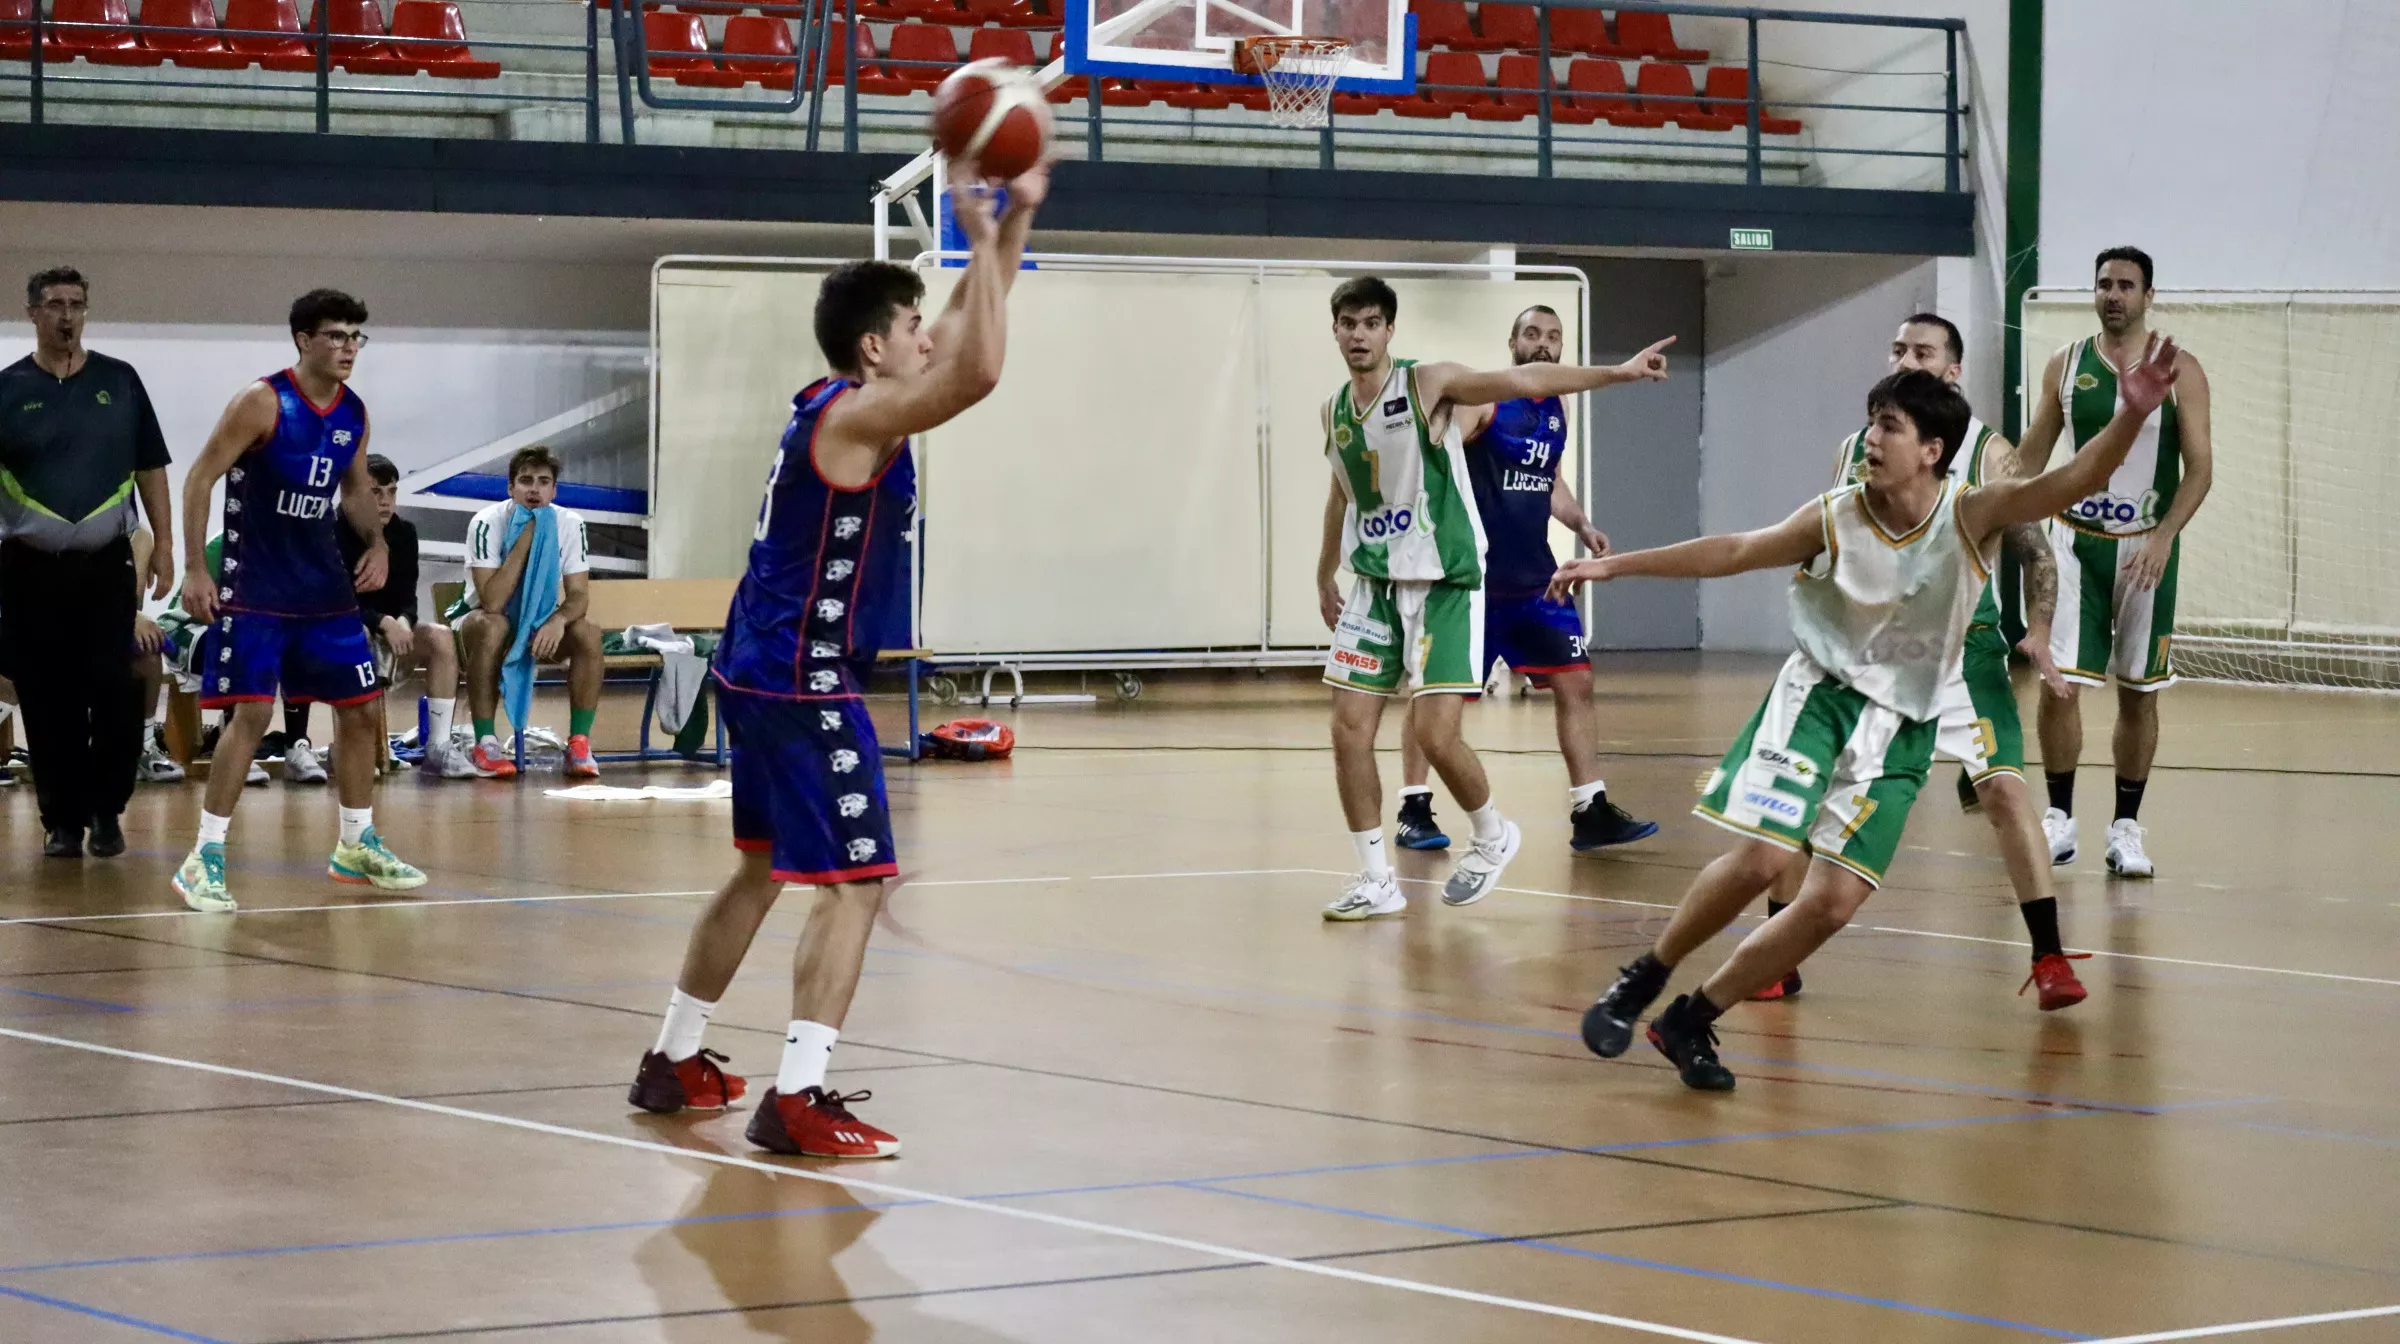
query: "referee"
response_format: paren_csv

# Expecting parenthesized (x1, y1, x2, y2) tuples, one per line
(0, 267, 177, 859)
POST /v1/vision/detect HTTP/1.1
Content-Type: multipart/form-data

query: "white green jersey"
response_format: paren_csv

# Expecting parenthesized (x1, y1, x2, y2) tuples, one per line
(1790, 475, 2001, 721)
(1326, 360, 1484, 586)
(1833, 414, 2003, 629)
(2055, 336, 2181, 536)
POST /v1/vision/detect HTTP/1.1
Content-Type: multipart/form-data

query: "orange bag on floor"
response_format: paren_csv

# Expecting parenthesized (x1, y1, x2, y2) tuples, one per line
(921, 718, 1015, 761)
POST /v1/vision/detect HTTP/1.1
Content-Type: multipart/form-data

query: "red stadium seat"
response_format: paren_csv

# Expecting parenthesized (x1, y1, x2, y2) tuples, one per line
(891, 0, 964, 22)
(52, 0, 164, 64)
(139, 0, 251, 67)
(885, 22, 958, 88)
(304, 0, 414, 74)
(852, 0, 907, 20)
(1546, 6, 1609, 56)
(1408, 0, 1482, 52)
(1474, 3, 1537, 53)
(718, 13, 790, 86)
(819, 18, 876, 85)
(1564, 58, 1660, 126)
(1703, 65, 1800, 134)
(642, 10, 742, 87)
(221, 0, 318, 71)
(390, 0, 496, 78)
(2, 0, 29, 61)
(1332, 90, 1396, 116)
(1636, 60, 1732, 128)
(1610, 10, 1706, 62)
(1488, 52, 1546, 115)
(961, 0, 1046, 28)
(965, 25, 1034, 67)
(853, 24, 909, 94)
(1161, 79, 1231, 109)
(1397, 50, 1488, 117)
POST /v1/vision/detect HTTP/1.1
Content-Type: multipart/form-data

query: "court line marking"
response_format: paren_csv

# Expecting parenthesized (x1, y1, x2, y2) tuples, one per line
(0, 1280, 229, 1343)
(0, 1026, 1767, 1344)
(1302, 870, 2400, 989)
(0, 889, 717, 927)
(2081, 1304, 2400, 1343)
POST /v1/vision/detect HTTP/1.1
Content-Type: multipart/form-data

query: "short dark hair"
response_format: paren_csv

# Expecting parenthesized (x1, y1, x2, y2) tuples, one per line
(26, 266, 88, 307)
(1511, 304, 1560, 333)
(290, 288, 368, 336)
(508, 445, 562, 482)
(2094, 246, 2154, 290)
(365, 453, 399, 487)
(814, 260, 925, 375)
(1865, 369, 1972, 475)
(1900, 312, 1964, 362)
(1330, 276, 1398, 324)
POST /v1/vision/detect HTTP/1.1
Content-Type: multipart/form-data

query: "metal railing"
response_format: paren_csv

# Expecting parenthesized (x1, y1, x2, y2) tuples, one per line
(3, 0, 1965, 189)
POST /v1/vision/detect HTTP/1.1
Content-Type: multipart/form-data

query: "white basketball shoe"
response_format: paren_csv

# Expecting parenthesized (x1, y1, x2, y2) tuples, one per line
(2042, 807, 2078, 866)
(1324, 872, 1406, 921)
(1442, 819, 1522, 907)
(2104, 818, 2154, 878)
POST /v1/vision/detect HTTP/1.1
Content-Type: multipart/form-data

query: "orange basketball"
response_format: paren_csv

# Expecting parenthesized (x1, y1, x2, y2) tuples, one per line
(928, 57, 1052, 183)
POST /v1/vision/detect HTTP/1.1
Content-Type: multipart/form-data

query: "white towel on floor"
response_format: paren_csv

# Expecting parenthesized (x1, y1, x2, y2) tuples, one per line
(544, 780, 733, 802)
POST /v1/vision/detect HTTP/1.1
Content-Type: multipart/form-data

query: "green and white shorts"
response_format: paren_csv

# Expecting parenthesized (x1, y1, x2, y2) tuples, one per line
(2049, 522, 2178, 691)
(1932, 624, 2025, 781)
(1696, 652, 1937, 887)
(1323, 576, 1483, 699)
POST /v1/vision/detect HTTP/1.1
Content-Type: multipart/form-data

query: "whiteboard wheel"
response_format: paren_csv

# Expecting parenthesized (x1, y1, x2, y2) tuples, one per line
(928, 676, 960, 705)
(1113, 673, 1143, 701)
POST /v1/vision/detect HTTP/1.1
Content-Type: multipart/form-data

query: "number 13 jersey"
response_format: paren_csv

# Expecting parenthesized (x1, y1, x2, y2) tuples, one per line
(219, 369, 366, 617)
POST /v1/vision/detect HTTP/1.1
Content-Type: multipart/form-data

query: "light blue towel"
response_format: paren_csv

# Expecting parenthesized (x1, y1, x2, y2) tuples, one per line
(499, 503, 562, 739)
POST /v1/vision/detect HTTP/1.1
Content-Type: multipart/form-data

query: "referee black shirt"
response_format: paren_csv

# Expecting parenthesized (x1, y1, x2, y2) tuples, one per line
(0, 351, 170, 549)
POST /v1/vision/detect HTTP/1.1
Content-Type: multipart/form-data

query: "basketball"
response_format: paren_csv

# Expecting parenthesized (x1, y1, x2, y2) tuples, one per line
(928, 57, 1052, 183)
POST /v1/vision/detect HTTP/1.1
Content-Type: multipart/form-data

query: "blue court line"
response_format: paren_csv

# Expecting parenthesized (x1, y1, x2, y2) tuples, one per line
(0, 985, 135, 1012)
(0, 1281, 231, 1342)
(1187, 1183, 2097, 1340)
(2225, 1119, 2400, 1148)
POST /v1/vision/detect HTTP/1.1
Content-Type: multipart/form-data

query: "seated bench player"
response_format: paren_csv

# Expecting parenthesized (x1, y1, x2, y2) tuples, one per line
(451, 445, 601, 778)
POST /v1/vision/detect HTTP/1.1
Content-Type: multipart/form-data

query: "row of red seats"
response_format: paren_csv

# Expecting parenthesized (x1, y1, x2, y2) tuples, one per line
(660, 0, 1050, 29)
(0, 0, 496, 75)
(658, 13, 1797, 134)
(1412, 3, 1707, 60)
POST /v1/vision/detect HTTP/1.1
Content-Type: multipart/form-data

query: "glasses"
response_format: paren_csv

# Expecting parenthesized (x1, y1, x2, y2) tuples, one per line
(315, 330, 370, 348)
(33, 300, 87, 315)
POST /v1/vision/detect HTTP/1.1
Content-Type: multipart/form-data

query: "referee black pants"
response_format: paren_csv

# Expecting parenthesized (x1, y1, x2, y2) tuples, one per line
(0, 537, 143, 832)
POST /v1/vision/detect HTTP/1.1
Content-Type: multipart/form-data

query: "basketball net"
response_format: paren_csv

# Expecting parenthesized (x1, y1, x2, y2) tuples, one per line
(1235, 36, 1350, 129)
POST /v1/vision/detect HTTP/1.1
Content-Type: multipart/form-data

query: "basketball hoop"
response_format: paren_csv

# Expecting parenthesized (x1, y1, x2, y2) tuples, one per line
(1234, 35, 1351, 129)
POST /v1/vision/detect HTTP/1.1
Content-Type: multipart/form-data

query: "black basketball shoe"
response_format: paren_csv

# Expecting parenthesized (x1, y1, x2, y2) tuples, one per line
(1582, 953, 1670, 1058)
(1570, 793, 1659, 851)
(1395, 793, 1450, 851)
(1646, 994, 1736, 1091)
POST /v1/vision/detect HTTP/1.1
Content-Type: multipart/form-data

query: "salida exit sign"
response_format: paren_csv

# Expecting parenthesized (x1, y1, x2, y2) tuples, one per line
(1730, 228, 1774, 250)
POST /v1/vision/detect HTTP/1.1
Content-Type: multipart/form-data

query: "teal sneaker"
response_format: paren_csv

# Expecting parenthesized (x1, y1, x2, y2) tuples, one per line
(174, 843, 235, 913)
(328, 827, 427, 891)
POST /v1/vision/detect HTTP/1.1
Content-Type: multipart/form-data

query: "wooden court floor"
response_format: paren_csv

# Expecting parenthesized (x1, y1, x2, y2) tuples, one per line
(3, 653, 2397, 1343)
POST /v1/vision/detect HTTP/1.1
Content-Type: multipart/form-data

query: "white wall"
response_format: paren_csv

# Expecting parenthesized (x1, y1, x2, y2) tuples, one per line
(2041, 0, 2400, 290)
(1700, 253, 1939, 650)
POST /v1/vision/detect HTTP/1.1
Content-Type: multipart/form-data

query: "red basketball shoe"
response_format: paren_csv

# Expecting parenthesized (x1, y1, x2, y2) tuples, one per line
(745, 1086, 900, 1159)
(1749, 970, 1803, 1002)
(627, 1048, 748, 1113)
(2020, 953, 2091, 1012)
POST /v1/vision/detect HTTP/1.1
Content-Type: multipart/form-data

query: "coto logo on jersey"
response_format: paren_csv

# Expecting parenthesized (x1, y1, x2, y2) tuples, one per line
(1356, 504, 1414, 540)
(2074, 372, 2100, 392)
(2066, 490, 2157, 530)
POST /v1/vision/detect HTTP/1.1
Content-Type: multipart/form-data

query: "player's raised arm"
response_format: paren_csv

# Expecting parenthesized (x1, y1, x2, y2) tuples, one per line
(1961, 336, 2181, 541)
(1421, 336, 1674, 411)
(178, 381, 277, 624)
(1547, 500, 1824, 602)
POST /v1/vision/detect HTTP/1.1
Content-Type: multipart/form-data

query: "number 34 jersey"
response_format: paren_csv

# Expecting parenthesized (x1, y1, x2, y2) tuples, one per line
(219, 369, 366, 617)
(716, 377, 917, 699)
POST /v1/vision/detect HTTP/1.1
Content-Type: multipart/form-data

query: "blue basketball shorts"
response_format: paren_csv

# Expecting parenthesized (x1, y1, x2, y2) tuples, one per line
(196, 609, 378, 710)
(719, 679, 898, 886)
(1484, 588, 1589, 677)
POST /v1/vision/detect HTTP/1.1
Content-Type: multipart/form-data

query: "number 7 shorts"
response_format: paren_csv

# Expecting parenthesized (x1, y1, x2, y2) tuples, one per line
(1323, 576, 1484, 698)
(196, 610, 381, 710)
(1694, 652, 1937, 887)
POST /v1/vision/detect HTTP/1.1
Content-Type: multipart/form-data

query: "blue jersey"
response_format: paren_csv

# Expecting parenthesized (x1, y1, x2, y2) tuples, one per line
(220, 370, 366, 617)
(1462, 395, 1567, 596)
(716, 377, 915, 698)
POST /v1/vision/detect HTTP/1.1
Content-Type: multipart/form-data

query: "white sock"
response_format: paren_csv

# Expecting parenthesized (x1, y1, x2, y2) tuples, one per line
(427, 698, 456, 747)
(653, 987, 716, 1061)
(1351, 828, 1391, 882)
(775, 1019, 840, 1095)
(1468, 802, 1506, 844)
(1398, 785, 1432, 803)
(339, 806, 373, 845)
(197, 810, 231, 847)
(1570, 780, 1607, 810)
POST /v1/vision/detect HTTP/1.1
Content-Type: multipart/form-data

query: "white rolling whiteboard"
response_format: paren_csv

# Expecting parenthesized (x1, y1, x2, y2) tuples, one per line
(652, 254, 1588, 661)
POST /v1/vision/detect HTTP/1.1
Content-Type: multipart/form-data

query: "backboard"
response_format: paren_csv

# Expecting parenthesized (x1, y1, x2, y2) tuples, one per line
(1062, 0, 1415, 94)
